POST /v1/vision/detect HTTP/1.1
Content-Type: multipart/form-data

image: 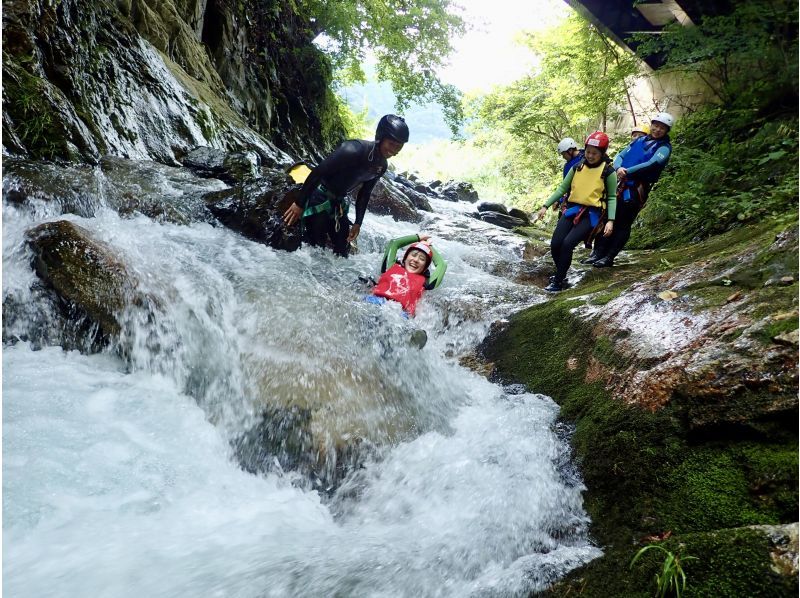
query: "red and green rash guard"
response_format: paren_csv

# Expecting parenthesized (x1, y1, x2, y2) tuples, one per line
(372, 264, 428, 315)
(371, 234, 447, 316)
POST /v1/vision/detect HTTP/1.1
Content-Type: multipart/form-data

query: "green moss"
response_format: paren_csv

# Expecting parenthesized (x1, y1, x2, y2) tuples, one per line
(672, 528, 797, 597)
(195, 107, 216, 142)
(753, 317, 799, 345)
(659, 449, 769, 532)
(485, 283, 798, 593)
(2, 56, 64, 159)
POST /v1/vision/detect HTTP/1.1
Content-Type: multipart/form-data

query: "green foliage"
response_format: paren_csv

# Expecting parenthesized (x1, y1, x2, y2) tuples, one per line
(335, 97, 372, 139)
(472, 13, 639, 142)
(633, 0, 798, 111)
(301, 0, 466, 132)
(631, 109, 799, 248)
(467, 12, 638, 204)
(630, 544, 698, 598)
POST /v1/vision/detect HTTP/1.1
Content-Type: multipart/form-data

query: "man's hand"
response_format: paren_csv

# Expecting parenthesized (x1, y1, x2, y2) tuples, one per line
(418, 234, 431, 243)
(616, 167, 627, 179)
(603, 221, 614, 237)
(283, 203, 302, 226)
(347, 223, 361, 242)
(534, 206, 548, 222)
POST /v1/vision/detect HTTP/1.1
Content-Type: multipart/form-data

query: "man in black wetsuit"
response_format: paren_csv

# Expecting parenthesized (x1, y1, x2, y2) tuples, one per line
(282, 114, 410, 257)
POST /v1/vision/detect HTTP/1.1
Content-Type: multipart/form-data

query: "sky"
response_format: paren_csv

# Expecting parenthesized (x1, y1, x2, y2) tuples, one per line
(438, 0, 570, 93)
(339, 0, 573, 142)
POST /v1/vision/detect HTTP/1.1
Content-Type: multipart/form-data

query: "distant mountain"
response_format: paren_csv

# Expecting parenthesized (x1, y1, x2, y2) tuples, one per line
(339, 75, 457, 144)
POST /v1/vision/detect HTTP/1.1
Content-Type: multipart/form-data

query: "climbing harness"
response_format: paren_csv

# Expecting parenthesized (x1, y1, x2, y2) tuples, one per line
(301, 185, 349, 232)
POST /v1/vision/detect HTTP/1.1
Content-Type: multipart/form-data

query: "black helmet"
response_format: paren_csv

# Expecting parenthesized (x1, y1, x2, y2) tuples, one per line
(375, 114, 409, 143)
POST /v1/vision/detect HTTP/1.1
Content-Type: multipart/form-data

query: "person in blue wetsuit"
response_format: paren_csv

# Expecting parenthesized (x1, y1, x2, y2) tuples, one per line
(282, 115, 409, 257)
(533, 132, 617, 292)
(588, 112, 675, 268)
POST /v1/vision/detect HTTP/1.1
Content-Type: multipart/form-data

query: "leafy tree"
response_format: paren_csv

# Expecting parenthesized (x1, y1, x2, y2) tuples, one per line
(633, 0, 798, 113)
(464, 13, 638, 205)
(299, 0, 466, 132)
(473, 13, 640, 148)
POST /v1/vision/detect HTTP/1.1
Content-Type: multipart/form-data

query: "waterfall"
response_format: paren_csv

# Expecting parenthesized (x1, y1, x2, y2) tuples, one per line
(3, 158, 601, 597)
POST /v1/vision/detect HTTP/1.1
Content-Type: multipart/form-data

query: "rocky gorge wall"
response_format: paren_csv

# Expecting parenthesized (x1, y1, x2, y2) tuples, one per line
(2, 0, 343, 164)
(478, 217, 799, 596)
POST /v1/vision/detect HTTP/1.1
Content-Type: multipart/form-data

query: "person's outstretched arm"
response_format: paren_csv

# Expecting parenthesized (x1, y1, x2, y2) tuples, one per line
(380, 233, 421, 273)
(534, 167, 576, 221)
(425, 247, 447, 290)
(624, 146, 672, 176)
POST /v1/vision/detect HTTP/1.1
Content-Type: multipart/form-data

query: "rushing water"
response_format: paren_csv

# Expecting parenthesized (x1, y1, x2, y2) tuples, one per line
(3, 160, 601, 597)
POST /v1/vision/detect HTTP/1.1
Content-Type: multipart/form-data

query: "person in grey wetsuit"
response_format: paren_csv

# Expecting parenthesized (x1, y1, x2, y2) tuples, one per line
(282, 115, 409, 257)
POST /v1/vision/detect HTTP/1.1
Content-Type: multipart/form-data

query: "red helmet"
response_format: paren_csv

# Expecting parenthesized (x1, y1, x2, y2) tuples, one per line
(585, 131, 609, 151)
(403, 242, 432, 268)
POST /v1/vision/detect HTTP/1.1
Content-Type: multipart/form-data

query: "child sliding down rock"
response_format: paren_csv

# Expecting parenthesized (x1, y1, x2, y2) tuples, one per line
(365, 233, 447, 317)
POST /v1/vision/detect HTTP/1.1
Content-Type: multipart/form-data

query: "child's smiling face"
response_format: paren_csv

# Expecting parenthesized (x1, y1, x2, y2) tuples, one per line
(404, 249, 429, 274)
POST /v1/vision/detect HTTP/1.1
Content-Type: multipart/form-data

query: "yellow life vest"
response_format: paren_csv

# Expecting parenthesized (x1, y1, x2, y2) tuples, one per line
(569, 162, 607, 208)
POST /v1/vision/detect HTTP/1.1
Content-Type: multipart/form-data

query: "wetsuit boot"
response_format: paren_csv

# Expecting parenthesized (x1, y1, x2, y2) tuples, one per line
(544, 278, 566, 293)
(592, 255, 614, 268)
(580, 251, 601, 265)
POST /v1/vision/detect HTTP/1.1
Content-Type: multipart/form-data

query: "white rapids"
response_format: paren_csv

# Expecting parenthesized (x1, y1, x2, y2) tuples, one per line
(3, 167, 601, 598)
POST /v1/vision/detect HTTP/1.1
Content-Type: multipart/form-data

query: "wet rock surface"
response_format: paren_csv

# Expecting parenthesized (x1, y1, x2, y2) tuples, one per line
(367, 178, 423, 223)
(440, 180, 479, 202)
(3, 156, 227, 224)
(480, 219, 799, 595)
(2, 0, 337, 163)
(25, 220, 153, 340)
(204, 170, 303, 251)
(479, 211, 526, 229)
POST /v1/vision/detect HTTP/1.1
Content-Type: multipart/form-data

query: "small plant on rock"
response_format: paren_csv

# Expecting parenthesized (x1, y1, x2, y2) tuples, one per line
(630, 543, 698, 597)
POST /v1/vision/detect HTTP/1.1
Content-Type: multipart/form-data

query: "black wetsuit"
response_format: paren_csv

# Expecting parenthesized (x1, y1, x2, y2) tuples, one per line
(296, 140, 387, 257)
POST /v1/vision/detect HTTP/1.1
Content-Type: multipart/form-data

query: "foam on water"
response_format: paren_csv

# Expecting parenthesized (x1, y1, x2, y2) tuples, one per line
(3, 166, 600, 597)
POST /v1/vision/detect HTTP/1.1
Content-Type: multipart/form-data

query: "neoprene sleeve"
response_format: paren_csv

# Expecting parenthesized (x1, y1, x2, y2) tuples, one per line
(379, 234, 447, 290)
(425, 248, 447, 290)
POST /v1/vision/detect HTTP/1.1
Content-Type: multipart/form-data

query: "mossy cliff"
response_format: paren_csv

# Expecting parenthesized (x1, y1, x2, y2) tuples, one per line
(2, 0, 344, 163)
(481, 216, 798, 596)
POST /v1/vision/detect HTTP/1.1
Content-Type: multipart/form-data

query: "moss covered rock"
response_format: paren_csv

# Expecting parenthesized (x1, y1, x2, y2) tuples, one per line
(480, 217, 798, 594)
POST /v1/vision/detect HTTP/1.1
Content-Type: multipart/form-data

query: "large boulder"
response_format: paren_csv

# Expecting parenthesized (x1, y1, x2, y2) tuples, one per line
(441, 180, 480, 203)
(478, 201, 508, 215)
(479, 211, 526, 229)
(25, 220, 154, 340)
(367, 179, 423, 223)
(204, 169, 302, 251)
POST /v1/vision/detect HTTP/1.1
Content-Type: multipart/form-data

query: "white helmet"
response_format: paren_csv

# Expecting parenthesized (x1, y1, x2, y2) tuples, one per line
(557, 137, 578, 153)
(652, 112, 675, 128)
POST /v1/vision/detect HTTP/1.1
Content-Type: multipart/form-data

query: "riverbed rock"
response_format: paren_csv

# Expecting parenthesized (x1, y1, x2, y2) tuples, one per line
(367, 179, 423, 223)
(204, 170, 302, 251)
(478, 202, 508, 215)
(479, 211, 526, 229)
(232, 319, 439, 488)
(182, 146, 260, 184)
(508, 208, 531, 225)
(25, 220, 147, 339)
(441, 180, 479, 202)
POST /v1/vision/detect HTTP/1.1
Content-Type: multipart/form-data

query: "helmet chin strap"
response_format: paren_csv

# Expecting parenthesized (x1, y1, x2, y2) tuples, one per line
(368, 139, 378, 162)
